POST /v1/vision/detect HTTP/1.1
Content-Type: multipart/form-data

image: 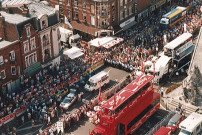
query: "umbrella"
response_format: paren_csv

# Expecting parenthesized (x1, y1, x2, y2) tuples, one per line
(100, 101, 107, 105)
(94, 106, 102, 112)
(87, 111, 96, 118)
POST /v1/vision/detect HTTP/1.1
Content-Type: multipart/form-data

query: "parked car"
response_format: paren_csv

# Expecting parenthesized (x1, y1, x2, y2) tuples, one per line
(60, 96, 77, 110)
(167, 113, 184, 132)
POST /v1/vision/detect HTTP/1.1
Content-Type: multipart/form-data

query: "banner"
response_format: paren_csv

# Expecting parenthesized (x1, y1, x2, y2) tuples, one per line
(0, 113, 14, 126)
(84, 60, 104, 75)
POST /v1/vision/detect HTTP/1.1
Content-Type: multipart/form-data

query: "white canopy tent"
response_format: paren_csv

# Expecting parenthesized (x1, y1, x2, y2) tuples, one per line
(59, 27, 73, 42)
(88, 37, 124, 49)
(63, 47, 84, 59)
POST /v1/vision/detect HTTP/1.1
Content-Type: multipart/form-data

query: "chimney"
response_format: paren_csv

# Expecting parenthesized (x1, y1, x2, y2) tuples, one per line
(22, 4, 29, 17)
(0, 13, 6, 40)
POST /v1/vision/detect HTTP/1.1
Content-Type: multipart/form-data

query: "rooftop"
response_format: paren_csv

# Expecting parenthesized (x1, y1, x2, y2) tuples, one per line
(2, 0, 31, 7)
(27, 2, 55, 18)
(0, 40, 16, 49)
(0, 11, 30, 24)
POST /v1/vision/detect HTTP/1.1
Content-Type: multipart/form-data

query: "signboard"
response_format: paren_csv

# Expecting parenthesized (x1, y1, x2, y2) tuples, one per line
(120, 16, 135, 28)
(57, 121, 64, 133)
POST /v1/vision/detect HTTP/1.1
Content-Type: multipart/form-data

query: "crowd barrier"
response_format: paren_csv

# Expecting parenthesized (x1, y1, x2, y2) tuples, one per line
(84, 60, 104, 75)
(0, 107, 26, 126)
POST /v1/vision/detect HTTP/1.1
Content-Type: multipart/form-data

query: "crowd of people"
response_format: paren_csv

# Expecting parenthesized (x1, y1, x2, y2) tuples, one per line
(0, 0, 201, 134)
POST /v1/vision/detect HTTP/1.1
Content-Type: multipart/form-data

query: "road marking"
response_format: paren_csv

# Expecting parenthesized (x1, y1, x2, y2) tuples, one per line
(16, 124, 43, 132)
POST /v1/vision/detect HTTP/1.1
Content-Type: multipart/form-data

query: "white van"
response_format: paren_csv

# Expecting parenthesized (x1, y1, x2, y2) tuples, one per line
(179, 112, 202, 135)
(85, 71, 109, 91)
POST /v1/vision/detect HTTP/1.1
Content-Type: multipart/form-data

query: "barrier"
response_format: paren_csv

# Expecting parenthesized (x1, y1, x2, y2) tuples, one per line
(84, 60, 104, 75)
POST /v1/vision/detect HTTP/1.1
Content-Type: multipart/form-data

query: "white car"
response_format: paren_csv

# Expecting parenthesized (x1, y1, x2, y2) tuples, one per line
(67, 89, 77, 98)
(60, 96, 77, 110)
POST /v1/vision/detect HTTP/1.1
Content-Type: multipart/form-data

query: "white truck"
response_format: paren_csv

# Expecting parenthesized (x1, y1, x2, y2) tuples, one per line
(59, 27, 80, 48)
(85, 71, 110, 91)
(178, 112, 202, 135)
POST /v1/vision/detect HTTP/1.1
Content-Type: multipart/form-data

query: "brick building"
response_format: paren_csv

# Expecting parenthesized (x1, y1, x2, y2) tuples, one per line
(0, 38, 22, 94)
(0, 0, 62, 93)
(47, 0, 170, 38)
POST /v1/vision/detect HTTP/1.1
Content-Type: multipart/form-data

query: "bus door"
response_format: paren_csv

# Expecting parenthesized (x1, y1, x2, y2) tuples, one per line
(118, 123, 125, 135)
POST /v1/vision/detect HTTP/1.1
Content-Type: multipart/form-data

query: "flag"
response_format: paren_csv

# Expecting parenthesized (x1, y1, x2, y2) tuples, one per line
(64, 16, 73, 29)
(98, 87, 102, 103)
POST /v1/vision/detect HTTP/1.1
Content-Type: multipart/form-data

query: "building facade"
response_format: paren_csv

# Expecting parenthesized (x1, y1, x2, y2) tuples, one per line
(47, 0, 169, 36)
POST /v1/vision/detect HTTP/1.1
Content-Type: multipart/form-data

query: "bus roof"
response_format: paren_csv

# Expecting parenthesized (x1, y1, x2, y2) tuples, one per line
(149, 55, 171, 72)
(163, 6, 186, 18)
(154, 127, 171, 135)
(89, 71, 108, 83)
(101, 74, 153, 111)
(120, 92, 160, 125)
(179, 112, 202, 132)
(164, 33, 192, 50)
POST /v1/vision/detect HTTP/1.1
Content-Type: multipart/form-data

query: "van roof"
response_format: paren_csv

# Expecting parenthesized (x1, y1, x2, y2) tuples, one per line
(89, 71, 108, 83)
(154, 127, 171, 135)
(170, 113, 182, 122)
(179, 112, 202, 132)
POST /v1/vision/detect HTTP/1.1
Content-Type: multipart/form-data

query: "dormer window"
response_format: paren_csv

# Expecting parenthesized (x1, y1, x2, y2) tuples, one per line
(42, 20, 47, 29)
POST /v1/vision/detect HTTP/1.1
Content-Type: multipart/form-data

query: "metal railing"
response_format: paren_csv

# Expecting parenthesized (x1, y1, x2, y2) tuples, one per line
(145, 111, 176, 135)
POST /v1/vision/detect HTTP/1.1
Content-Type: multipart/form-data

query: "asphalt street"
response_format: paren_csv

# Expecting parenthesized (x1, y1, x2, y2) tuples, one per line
(16, 66, 130, 135)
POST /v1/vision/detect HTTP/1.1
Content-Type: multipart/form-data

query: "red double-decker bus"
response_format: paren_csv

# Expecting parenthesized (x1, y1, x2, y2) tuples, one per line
(90, 74, 160, 135)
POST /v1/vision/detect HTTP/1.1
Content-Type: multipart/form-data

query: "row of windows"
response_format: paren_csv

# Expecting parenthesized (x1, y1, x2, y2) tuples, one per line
(114, 82, 151, 114)
(127, 97, 160, 130)
(0, 51, 15, 65)
(25, 52, 37, 68)
(0, 66, 19, 79)
(24, 37, 36, 53)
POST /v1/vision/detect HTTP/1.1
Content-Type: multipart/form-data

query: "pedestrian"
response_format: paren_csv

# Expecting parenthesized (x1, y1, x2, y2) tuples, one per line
(161, 88, 164, 97)
(21, 115, 24, 124)
(48, 115, 51, 125)
(32, 119, 35, 128)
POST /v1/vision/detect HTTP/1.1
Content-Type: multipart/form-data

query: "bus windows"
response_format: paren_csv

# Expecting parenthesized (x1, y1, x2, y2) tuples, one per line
(118, 123, 125, 135)
(115, 100, 128, 114)
(141, 82, 151, 93)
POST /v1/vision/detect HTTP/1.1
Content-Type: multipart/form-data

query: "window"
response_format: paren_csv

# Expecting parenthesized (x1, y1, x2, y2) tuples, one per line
(57, 29, 61, 40)
(0, 56, 4, 65)
(11, 66, 16, 75)
(91, 16, 95, 25)
(1, 70, 6, 79)
(125, 8, 128, 18)
(102, 19, 107, 25)
(125, 0, 127, 4)
(91, 5, 94, 14)
(75, 12, 78, 18)
(30, 37, 36, 50)
(25, 52, 37, 68)
(67, 0, 69, 5)
(10, 51, 15, 61)
(129, 6, 133, 15)
(112, 15, 115, 22)
(44, 49, 50, 61)
(42, 35, 49, 46)
(83, 2, 86, 9)
(67, 10, 70, 18)
(23, 40, 29, 53)
(42, 20, 46, 29)
(74, 0, 78, 7)
(120, 10, 124, 20)
(26, 27, 31, 37)
(120, 0, 123, 6)
(83, 13, 86, 21)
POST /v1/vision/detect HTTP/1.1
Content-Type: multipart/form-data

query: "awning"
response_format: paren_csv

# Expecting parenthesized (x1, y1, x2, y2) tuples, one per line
(24, 62, 41, 76)
(120, 16, 137, 31)
(63, 47, 84, 59)
(88, 37, 124, 49)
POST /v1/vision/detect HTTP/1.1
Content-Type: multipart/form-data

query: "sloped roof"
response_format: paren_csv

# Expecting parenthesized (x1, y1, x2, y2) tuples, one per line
(2, 0, 31, 7)
(27, 2, 55, 18)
